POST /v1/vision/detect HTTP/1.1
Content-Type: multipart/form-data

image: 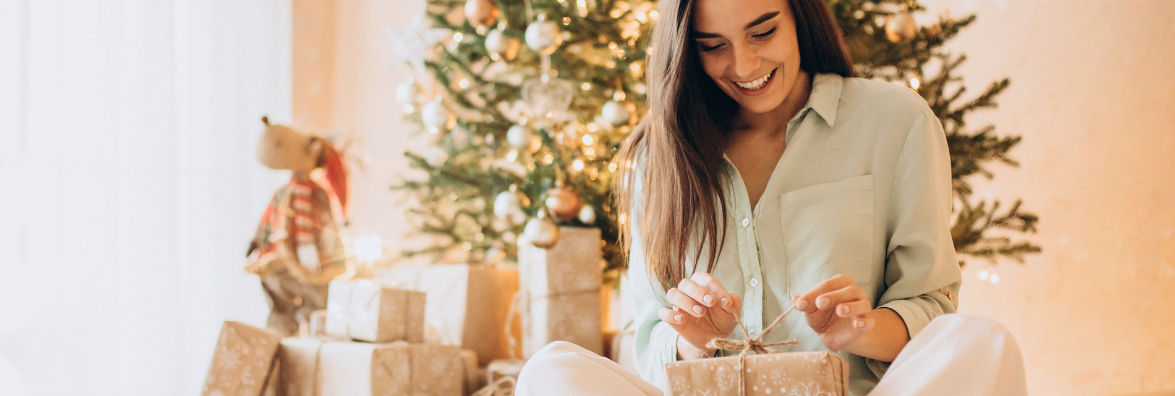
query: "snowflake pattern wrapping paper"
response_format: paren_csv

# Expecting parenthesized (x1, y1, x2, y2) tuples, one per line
(201, 321, 282, 396)
(518, 227, 604, 358)
(324, 280, 426, 343)
(278, 338, 465, 396)
(664, 351, 850, 396)
(376, 264, 520, 366)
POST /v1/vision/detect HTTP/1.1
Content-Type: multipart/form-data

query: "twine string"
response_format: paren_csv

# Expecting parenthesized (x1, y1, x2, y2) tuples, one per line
(704, 305, 800, 396)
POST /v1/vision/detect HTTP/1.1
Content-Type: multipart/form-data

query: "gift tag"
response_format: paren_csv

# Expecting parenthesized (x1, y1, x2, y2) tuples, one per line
(296, 243, 320, 271)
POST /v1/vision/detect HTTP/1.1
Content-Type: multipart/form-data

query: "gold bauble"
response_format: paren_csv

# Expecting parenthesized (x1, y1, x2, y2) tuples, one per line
(524, 215, 560, 248)
(464, 0, 499, 27)
(545, 185, 583, 222)
(885, 12, 917, 42)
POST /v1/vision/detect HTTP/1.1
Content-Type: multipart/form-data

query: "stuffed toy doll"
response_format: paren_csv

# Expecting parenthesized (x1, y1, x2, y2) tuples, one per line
(246, 116, 354, 336)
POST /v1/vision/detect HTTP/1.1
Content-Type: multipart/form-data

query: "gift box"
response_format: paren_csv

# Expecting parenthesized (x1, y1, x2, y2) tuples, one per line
(664, 351, 850, 396)
(608, 326, 638, 374)
(459, 350, 485, 395)
(325, 280, 426, 343)
(278, 337, 464, 396)
(201, 321, 283, 396)
(376, 264, 519, 365)
(518, 226, 604, 358)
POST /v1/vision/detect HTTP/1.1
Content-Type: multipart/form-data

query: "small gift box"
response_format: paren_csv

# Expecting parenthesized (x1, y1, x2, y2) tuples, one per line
(664, 309, 850, 396)
(278, 338, 464, 396)
(201, 321, 283, 396)
(325, 280, 426, 343)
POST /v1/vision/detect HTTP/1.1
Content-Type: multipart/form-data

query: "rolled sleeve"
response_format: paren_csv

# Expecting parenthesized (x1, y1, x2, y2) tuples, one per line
(870, 109, 963, 377)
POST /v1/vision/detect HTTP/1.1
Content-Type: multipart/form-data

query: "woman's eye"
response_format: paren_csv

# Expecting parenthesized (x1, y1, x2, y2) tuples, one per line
(699, 43, 724, 52)
(753, 27, 777, 39)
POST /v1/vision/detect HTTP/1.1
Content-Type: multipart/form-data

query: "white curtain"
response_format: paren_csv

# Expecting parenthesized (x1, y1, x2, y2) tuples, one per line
(0, 0, 293, 394)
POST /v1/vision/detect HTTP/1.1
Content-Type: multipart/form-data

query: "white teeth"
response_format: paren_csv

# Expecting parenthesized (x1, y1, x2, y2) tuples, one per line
(735, 70, 773, 90)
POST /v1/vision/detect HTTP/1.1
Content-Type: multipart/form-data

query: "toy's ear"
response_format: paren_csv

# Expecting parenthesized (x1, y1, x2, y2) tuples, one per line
(262, 115, 270, 125)
(307, 137, 324, 158)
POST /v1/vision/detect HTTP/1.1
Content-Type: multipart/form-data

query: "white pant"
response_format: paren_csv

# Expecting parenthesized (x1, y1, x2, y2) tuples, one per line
(516, 314, 1027, 396)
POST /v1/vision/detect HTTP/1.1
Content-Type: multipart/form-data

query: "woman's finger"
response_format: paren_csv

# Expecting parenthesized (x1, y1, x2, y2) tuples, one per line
(815, 285, 868, 311)
(834, 298, 873, 318)
(667, 287, 706, 318)
(850, 315, 876, 336)
(658, 306, 688, 327)
(676, 278, 717, 308)
(794, 275, 859, 313)
(690, 272, 736, 314)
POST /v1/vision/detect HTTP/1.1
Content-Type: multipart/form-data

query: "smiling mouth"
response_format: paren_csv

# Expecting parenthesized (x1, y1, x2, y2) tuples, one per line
(733, 68, 776, 91)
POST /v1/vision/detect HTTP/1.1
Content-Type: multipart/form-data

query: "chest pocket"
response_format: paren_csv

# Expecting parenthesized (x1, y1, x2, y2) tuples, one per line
(778, 175, 875, 287)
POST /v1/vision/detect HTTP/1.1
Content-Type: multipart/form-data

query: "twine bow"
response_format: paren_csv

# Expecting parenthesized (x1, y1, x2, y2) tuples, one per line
(704, 305, 800, 396)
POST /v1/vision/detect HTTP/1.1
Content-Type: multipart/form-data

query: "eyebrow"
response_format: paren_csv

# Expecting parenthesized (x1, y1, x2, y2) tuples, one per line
(693, 11, 780, 39)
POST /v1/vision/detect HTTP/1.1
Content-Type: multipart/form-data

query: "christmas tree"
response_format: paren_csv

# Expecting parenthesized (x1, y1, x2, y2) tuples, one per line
(389, 0, 1038, 278)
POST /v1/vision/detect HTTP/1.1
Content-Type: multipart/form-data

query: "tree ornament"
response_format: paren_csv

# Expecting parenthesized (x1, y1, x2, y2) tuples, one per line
(464, 0, 499, 27)
(421, 98, 453, 133)
(523, 211, 560, 248)
(424, 146, 448, 167)
(600, 100, 631, 127)
(493, 189, 529, 225)
(506, 124, 534, 150)
(522, 78, 574, 118)
(885, 12, 917, 42)
(545, 184, 583, 222)
(483, 246, 506, 265)
(577, 205, 596, 224)
(395, 77, 421, 106)
(524, 14, 564, 55)
(485, 27, 521, 61)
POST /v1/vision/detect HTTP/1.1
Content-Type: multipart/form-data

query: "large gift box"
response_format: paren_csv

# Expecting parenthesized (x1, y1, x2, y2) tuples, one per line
(277, 337, 464, 396)
(517, 226, 604, 358)
(376, 264, 519, 365)
(664, 351, 850, 396)
(201, 321, 283, 396)
(325, 280, 426, 343)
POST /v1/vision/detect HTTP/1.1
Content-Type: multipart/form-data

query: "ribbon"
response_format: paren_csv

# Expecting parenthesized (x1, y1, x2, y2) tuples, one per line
(470, 375, 518, 396)
(704, 305, 800, 396)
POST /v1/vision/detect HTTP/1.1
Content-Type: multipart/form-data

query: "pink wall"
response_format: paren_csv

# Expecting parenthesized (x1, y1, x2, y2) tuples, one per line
(302, 0, 1175, 394)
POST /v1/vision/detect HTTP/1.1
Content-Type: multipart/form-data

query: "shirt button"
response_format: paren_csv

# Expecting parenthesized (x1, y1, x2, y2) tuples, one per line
(741, 217, 750, 227)
(749, 278, 759, 287)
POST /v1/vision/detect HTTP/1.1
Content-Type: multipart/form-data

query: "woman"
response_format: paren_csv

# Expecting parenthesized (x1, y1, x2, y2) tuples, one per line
(516, 0, 1026, 394)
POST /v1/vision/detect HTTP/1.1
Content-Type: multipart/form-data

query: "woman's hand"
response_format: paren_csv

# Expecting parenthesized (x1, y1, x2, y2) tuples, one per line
(793, 274, 876, 352)
(658, 272, 742, 360)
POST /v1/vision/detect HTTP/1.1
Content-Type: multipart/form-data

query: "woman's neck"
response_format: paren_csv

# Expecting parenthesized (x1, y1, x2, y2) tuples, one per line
(733, 70, 813, 137)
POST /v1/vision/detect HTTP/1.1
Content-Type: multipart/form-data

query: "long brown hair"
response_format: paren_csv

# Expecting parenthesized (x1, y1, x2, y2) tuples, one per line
(613, 0, 853, 291)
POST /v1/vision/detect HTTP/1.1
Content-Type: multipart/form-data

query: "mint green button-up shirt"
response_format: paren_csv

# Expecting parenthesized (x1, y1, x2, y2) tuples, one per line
(628, 73, 962, 396)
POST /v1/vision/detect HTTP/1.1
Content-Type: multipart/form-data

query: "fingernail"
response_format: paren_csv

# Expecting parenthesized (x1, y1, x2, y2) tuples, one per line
(703, 294, 713, 305)
(817, 297, 830, 309)
(838, 305, 850, 315)
(795, 299, 809, 310)
(674, 314, 682, 322)
(693, 305, 704, 315)
(721, 297, 730, 307)
(856, 320, 866, 328)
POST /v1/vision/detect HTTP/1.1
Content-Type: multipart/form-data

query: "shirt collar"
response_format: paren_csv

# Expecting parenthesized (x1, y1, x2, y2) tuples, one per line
(804, 73, 843, 127)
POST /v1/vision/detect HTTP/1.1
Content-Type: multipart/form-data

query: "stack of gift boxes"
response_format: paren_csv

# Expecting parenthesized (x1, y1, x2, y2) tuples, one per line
(201, 227, 609, 396)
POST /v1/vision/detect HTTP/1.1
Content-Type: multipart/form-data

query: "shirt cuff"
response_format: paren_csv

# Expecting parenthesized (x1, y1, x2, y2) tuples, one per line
(880, 298, 934, 340)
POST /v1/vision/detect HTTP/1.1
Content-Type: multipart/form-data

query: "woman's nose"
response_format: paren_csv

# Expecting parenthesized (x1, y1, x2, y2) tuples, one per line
(731, 43, 761, 80)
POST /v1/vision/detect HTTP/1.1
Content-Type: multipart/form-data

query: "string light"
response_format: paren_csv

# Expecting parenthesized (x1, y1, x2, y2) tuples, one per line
(979, 270, 989, 280)
(573, 160, 584, 171)
(910, 77, 920, 89)
(582, 134, 594, 145)
(453, 32, 464, 42)
(990, 274, 1000, 283)
(581, 82, 591, 91)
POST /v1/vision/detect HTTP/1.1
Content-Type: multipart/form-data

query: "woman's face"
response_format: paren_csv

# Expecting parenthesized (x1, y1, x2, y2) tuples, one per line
(691, 0, 803, 115)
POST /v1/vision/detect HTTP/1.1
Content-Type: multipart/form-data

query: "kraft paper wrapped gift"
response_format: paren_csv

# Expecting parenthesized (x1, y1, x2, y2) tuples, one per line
(518, 226, 604, 358)
(664, 351, 850, 396)
(201, 321, 283, 396)
(325, 280, 426, 343)
(277, 337, 464, 396)
(376, 264, 519, 365)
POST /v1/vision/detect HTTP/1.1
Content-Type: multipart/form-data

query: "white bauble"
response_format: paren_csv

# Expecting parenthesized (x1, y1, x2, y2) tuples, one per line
(524, 18, 564, 55)
(424, 146, 448, 167)
(421, 99, 452, 132)
(493, 191, 523, 218)
(577, 205, 596, 224)
(885, 12, 917, 42)
(506, 124, 533, 150)
(601, 101, 631, 127)
(523, 216, 560, 248)
(483, 246, 506, 265)
(395, 79, 421, 106)
(485, 28, 521, 61)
